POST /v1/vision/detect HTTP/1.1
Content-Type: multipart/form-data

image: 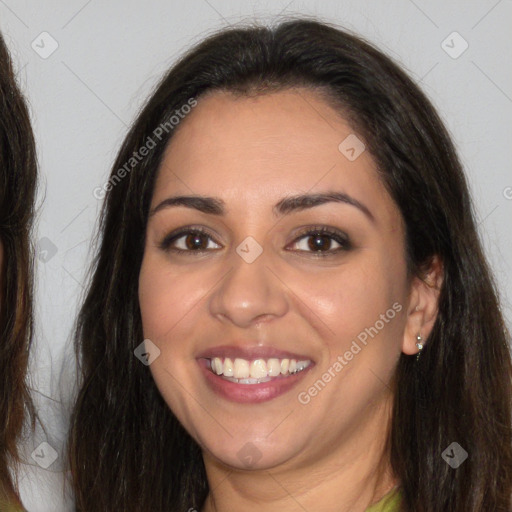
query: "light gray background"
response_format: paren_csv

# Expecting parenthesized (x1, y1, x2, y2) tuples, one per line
(1, 1, 511, 511)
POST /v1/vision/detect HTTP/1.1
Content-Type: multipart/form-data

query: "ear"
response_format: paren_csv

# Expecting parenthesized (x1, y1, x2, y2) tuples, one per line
(402, 255, 444, 355)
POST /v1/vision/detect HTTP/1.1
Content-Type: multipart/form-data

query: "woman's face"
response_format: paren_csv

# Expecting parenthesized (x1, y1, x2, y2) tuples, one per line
(139, 89, 419, 472)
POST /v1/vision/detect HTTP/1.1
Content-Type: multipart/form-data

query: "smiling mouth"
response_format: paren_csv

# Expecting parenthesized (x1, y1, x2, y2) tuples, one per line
(205, 357, 312, 384)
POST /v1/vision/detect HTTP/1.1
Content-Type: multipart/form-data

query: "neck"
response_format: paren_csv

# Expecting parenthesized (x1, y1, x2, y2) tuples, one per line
(201, 393, 398, 512)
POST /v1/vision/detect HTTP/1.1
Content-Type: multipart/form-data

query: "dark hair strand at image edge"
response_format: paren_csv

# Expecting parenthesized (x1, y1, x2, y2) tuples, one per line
(0, 33, 38, 510)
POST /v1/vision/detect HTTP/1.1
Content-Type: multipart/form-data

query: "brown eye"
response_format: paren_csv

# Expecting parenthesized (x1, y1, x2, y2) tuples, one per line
(288, 226, 351, 256)
(159, 228, 221, 253)
(181, 232, 210, 250)
(306, 233, 338, 251)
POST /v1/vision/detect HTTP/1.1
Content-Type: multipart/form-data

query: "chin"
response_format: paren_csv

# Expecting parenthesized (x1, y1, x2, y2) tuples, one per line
(197, 430, 303, 472)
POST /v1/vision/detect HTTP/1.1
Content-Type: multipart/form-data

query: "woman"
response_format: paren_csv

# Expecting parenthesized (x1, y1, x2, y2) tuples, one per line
(68, 18, 512, 511)
(0, 33, 37, 511)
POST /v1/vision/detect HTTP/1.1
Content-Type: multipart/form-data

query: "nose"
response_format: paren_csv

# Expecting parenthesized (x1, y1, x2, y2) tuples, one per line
(208, 245, 289, 328)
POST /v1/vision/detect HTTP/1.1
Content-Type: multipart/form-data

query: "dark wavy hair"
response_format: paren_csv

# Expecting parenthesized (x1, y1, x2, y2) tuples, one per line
(68, 17, 512, 511)
(0, 33, 37, 507)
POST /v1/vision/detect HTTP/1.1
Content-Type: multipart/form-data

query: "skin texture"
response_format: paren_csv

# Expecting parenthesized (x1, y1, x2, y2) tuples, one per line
(138, 89, 442, 512)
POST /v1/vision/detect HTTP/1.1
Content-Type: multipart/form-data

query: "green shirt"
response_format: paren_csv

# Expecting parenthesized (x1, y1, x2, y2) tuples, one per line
(365, 487, 401, 512)
(0, 503, 23, 512)
(0, 495, 24, 512)
(0, 502, 24, 512)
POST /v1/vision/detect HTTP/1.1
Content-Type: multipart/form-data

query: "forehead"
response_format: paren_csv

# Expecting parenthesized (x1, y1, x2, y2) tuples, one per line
(152, 89, 398, 225)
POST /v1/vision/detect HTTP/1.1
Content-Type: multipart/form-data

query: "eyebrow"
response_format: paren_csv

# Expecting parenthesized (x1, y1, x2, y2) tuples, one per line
(149, 191, 375, 223)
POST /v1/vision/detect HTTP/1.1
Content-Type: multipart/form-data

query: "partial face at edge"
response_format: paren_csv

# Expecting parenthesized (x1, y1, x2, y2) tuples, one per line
(138, 88, 416, 471)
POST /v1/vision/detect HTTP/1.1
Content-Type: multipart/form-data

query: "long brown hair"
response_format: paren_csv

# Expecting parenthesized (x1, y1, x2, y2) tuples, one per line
(0, 33, 37, 507)
(68, 17, 512, 511)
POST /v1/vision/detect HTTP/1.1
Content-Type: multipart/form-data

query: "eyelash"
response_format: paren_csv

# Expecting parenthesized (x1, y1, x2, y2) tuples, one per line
(159, 225, 352, 258)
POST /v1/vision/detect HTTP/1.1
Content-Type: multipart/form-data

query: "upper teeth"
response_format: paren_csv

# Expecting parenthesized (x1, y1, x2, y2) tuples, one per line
(210, 357, 311, 379)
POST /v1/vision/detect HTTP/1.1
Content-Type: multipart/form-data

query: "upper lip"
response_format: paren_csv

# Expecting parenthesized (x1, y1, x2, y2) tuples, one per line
(197, 344, 314, 362)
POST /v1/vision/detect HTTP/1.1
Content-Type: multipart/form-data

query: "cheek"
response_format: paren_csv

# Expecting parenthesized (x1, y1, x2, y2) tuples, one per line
(290, 259, 408, 395)
(138, 256, 207, 421)
(293, 256, 404, 341)
(138, 255, 211, 341)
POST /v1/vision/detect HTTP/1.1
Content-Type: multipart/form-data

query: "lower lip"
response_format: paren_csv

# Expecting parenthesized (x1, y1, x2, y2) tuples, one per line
(197, 359, 314, 403)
